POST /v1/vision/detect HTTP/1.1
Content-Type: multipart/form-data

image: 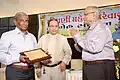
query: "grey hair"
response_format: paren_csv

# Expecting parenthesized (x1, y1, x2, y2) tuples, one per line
(14, 12, 28, 20)
(85, 6, 99, 14)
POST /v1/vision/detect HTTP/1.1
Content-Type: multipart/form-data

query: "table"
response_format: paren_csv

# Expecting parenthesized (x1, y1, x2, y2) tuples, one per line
(66, 69, 82, 80)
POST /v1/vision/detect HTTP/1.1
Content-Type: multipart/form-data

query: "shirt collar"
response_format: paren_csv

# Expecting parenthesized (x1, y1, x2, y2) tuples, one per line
(89, 20, 101, 30)
(48, 33, 58, 38)
(14, 27, 28, 35)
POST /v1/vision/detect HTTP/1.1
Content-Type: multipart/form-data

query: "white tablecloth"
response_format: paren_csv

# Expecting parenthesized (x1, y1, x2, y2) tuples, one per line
(66, 69, 82, 80)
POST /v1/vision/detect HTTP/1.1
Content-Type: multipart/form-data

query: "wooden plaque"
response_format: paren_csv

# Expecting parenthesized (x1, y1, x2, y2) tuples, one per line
(22, 48, 52, 64)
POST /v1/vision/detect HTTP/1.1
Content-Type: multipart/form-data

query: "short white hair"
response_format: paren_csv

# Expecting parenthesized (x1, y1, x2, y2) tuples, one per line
(14, 12, 28, 20)
(85, 6, 99, 14)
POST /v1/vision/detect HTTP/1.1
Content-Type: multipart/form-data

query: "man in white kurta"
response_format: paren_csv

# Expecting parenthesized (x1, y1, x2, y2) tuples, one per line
(38, 18, 72, 80)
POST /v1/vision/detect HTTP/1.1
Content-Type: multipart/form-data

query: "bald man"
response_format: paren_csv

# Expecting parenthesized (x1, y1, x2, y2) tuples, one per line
(0, 12, 37, 80)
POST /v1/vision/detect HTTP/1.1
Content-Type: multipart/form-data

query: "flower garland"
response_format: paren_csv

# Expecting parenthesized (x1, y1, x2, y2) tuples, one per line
(113, 39, 120, 79)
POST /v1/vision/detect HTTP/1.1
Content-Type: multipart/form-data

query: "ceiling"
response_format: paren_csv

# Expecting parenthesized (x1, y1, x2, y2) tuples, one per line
(0, 0, 119, 17)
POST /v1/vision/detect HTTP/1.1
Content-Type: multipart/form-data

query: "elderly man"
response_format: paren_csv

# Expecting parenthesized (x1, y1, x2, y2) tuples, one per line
(0, 12, 37, 80)
(69, 6, 116, 80)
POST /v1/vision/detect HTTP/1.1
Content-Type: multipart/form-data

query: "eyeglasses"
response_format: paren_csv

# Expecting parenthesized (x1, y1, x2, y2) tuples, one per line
(49, 25, 59, 28)
(84, 12, 95, 16)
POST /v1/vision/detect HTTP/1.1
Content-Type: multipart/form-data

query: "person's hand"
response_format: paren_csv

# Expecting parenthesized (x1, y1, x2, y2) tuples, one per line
(69, 28, 78, 37)
(19, 55, 29, 63)
(41, 59, 51, 64)
(59, 62, 66, 72)
(34, 62, 41, 68)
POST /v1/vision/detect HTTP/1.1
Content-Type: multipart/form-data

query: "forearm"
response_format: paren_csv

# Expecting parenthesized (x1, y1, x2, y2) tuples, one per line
(0, 53, 20, 65)
(74, 33, 106, 53)
(62, 54, 71, 65)
(62, 46, 72, 65)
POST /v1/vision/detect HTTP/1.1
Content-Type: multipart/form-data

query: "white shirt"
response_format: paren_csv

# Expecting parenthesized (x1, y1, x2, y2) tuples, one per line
(0, 27, 37, 65)
(74, 20, 115, 61)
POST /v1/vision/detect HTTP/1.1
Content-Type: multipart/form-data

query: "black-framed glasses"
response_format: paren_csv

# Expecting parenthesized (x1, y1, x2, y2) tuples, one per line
(84, 12, 95, 16)
(49, 25, 59, 28)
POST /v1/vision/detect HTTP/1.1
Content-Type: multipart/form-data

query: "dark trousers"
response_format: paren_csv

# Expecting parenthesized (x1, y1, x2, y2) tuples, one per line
(83, 60, 116, 80)
(6, 65, 35, 80)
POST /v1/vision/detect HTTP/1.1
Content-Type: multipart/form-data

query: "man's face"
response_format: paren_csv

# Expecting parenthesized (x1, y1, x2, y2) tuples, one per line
(14, 15, 29, 32)
(84, 8, 95, 25)
(48, 20, 59, 35)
